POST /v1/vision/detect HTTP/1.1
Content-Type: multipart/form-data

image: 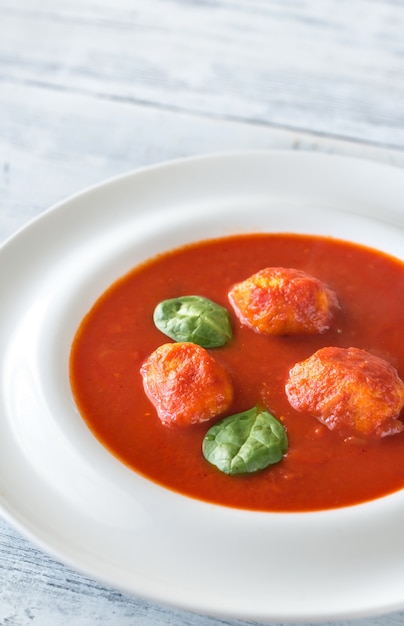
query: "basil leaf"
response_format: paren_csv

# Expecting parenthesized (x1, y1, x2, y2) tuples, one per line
(153, 295, 233, 348)
(202, 406, 288, 475)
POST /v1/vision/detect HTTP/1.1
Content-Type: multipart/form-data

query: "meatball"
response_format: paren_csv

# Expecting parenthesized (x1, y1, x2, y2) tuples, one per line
(285, 346, 404, 438)
(140, 342, 233, 426)
(228, 267, 338, 335)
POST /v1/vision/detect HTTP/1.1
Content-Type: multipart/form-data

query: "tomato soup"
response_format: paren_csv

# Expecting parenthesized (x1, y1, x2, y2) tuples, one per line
(69, 234, 404, 512)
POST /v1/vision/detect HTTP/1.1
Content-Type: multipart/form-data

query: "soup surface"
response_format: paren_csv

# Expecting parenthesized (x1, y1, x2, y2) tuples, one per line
(70, 233, 404, 512)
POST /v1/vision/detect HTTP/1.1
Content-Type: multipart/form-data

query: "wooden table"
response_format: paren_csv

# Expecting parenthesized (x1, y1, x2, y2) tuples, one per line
(1, 2, 404, 624)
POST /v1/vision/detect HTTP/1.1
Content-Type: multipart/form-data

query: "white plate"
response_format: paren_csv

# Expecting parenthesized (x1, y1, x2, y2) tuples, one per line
(1, 151, 404, 623)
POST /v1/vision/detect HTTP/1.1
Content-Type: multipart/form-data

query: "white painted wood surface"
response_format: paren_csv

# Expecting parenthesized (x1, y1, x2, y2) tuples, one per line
(1, 1, 404, 625)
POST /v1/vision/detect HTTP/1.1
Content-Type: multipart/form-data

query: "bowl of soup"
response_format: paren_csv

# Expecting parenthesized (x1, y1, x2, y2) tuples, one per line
(1, 151, 404, 622)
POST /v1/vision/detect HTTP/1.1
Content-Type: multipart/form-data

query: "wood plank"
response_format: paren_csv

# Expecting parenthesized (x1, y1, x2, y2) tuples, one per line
(2, 81, 404, 241)
(1, 0, 404, 148)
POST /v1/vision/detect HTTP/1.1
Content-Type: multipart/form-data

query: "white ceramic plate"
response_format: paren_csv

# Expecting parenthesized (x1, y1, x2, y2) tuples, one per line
(1, 151, 404, 623)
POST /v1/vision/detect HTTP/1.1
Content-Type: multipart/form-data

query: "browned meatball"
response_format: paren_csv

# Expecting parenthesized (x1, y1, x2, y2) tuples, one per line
(228, 267, 338, 335)
(285, 346, 404, 438)
(140, 342, 233, 426)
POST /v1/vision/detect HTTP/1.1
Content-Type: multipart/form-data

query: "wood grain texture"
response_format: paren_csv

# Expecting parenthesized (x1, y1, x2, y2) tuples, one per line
(2, 81, 404, 242)
(1, 0, 404, 148)
(1, 1, 404, 625)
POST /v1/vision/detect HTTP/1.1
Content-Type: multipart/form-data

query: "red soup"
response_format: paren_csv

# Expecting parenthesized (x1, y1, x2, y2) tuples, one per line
(69, 233, 404, 512)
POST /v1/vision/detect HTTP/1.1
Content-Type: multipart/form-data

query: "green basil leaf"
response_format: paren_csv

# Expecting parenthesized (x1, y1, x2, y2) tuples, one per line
(202, 406, 288, 475)
(153, 295, 233, 348)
